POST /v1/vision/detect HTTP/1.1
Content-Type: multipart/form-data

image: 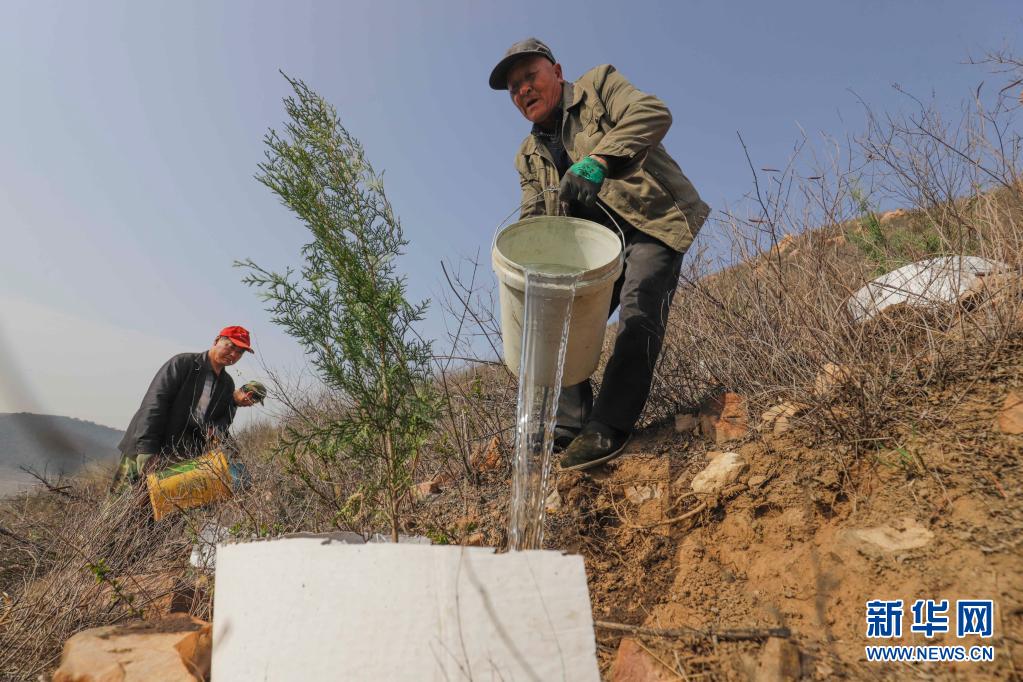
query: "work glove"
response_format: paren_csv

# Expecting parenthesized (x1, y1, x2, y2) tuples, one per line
(559, 156, 607, 213)
(110, 452, 153, 494)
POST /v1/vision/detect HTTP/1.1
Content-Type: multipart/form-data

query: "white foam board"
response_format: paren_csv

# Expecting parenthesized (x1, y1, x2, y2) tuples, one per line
(212, 537, 600, 681)
(847, 255, 1007, 321)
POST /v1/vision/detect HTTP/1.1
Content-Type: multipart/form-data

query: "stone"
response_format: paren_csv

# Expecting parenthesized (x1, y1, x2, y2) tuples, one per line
(698, 392, 749, 444)
(413, 480, 440, 500)
(812, 364, 851, 396)
(846, 518, 933, 556)
(470, 437, 503, 472)
(691, 452, 748, 494)
(960, 271, 1021, 308)
(610, 636, 675, 681)
(747, 474, 768, 488)
(431, 471, 457, 488)
(463, 532, 487, 546)
(760, 402, 809, 437)
(878, 208, 909, 224)
(771, 414, 795, 437)
(673, 413, 698, 433)
(755, 637, 801, 682)
(52, 614, 211, 682)
(776, 234, 798, 254)
(544, 488, 562, 513)
(997, 391, 1023, 435)
(624, 484, 661, 505)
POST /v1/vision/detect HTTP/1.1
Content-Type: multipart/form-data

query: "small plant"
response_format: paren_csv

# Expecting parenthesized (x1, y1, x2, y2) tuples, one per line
(240, 74, 438, 542)
(85, 557, 110, 583)
(86, 558, 142, 618)
(424, 527, 452, 545)
(845, 186, 944, 276)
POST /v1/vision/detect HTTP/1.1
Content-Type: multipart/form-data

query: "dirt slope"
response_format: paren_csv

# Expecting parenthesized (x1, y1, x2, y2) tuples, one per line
(430, 334, 1022, 680)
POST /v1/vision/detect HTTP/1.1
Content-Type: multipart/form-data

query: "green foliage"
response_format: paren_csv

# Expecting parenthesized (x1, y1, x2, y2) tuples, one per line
(239, 74, 438, 541)
(86, 558, 142, 617)
(423, 527, 452, 545)
(846, 187, 945, 276)
(85, 558, 110, 584)
(873, 443, 924, 477)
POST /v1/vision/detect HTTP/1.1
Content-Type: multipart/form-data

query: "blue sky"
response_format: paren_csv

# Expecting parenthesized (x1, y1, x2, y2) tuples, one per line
(0, 1, 1019, 429)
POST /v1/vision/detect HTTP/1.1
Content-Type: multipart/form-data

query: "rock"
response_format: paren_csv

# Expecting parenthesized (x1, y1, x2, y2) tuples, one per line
(544, 488, 562, 513)
(755, 637, 801, 682)
(878, 208, 909, 224)
(771, 415, 795, 437)
(610, 636, 675, 681)
(961, 271, 1022, 308)
(52, 614, 211, 682)
(691, 452, 748, 494)
(470, 437, 503, 472)
(812, 363, 851, 396)
(431, 471, 457, 488)
(624, 484, 661, 505)
(846, 517, 933, 556)
(463, 532, 486, 546)
(760, 402, 809, 437)
(413, 480, 441, 500)
(776, 233, 798, 254)
(673, 413, 698, 433)
(997, 391, 1023, 435)
(698, 392, 749, 444)
(747, 474, 768, 488)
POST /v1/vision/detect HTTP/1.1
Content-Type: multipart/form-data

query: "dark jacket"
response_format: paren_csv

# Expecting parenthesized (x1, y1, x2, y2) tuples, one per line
(118, 352, 236, 460)
(516, 65, 710, 253)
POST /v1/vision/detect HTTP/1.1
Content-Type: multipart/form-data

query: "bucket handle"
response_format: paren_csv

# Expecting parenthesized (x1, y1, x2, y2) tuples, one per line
(492, 186, 627, 253)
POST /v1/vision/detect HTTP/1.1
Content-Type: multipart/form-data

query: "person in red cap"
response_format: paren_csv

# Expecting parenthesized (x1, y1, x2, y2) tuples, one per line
(111, 326, 254, 492)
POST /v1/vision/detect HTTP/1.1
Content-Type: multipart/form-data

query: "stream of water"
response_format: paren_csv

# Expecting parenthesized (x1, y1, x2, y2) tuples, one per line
(507, 268, 579, 551)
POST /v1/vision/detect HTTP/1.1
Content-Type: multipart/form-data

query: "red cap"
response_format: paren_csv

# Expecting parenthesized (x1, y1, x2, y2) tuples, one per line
(218, 326, 254, 353)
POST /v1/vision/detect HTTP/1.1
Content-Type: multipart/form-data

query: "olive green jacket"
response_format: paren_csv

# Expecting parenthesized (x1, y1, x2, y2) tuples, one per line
(515, 65, 710, 253)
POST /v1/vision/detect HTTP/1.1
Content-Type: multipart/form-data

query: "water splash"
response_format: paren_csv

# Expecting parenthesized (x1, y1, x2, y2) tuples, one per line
(507, 268, 578, 551)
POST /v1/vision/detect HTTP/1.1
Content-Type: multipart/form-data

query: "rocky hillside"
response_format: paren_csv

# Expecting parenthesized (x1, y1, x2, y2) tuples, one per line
(413, 311, 1022, 679)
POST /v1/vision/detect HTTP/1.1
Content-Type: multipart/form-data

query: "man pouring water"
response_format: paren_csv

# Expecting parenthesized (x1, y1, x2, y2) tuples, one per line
(489, 38, 710, 471)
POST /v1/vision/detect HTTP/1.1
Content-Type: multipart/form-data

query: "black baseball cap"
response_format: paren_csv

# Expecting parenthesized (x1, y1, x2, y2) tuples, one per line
(488, 37, 556, 90)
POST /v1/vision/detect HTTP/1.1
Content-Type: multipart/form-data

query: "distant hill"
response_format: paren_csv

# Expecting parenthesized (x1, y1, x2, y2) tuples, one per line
(0, 413, 123, 496)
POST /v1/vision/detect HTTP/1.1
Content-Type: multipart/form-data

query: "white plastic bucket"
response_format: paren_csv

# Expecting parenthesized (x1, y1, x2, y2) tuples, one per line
(492, 216, 624, 386)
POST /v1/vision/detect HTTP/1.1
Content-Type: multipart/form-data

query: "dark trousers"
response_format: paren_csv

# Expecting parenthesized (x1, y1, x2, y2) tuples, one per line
(556, 227, 684, 434)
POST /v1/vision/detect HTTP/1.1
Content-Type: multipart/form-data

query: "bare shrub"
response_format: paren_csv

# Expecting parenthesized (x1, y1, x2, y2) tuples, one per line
(647, 65, 1023, 449)
(430, 257, 518, 478)
(0, 433, 329, 679)
(0, 481, 189, 678)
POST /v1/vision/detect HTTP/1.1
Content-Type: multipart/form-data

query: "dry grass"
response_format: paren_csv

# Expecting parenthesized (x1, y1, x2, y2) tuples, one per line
(643, 85, 1023, 450)
(0, 444, 315, 679)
